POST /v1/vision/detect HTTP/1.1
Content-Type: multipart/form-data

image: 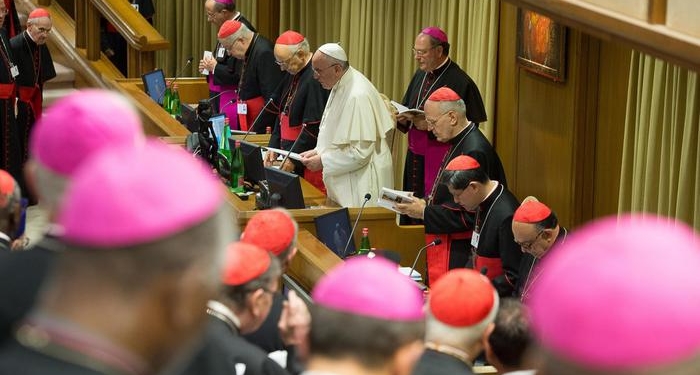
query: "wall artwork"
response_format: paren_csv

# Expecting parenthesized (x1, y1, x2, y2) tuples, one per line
(517, 9, 567, 82)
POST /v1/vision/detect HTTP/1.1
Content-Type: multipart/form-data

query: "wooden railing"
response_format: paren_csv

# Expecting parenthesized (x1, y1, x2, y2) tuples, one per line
(31, 0, 169, 79)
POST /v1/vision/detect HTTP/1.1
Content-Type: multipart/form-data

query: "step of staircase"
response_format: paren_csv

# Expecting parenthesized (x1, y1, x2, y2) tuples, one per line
(43, 61, 77, 108)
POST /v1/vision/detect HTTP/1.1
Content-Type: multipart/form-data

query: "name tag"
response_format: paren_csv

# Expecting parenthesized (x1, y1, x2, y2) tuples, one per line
(217, 47, 226, 58)
(470, 232, 480, 248)
(10, 65, 18, 78)
(237, 101, 248, 115)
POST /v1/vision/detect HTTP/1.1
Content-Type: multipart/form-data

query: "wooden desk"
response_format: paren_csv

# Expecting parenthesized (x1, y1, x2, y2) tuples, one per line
(287, 229, 343, 293)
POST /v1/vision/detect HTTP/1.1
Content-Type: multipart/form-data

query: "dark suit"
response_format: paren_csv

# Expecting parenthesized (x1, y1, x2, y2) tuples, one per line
(412, 348, 475, 375)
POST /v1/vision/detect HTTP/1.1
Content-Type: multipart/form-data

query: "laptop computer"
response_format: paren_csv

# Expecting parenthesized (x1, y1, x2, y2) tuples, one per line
(314, 208, 356, 259)
(141, 69, 167, 105)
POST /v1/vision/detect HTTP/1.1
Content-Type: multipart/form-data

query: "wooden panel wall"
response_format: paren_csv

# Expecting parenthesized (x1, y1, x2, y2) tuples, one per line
(495, 2, 631, 228)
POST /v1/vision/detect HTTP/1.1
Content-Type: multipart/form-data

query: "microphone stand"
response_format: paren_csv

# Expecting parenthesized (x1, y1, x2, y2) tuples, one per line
(278, 124, 307, 170)
(241, 98, 275, 140)
(409, 238, 442, 282)
(160, 57, 193, 102)
(342, 193, 372, 258)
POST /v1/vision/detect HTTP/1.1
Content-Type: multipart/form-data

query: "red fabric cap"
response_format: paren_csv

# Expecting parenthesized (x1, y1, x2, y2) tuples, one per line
(514, 201, 552, 223)
(427, 87, 460, 102)
(430, 269, 496, 327)
(0, 170, 15, 209)
(276, 30, 305, 45)
(222, 242, 271, 286)
(28, 8, 50, 19)
(421, 26, 448, 43)
(241, 210, 296, 256)
(445, 155, 480, 171)
(218, 20, 242, 39)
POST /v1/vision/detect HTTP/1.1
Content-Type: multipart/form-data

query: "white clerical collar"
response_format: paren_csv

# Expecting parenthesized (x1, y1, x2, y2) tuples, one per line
(231, 11, 241, 21)
(430, 57, 450, 73)
(26, 30, 39, 44)
(206, 300, 241, 330)
(0, 231, 10, 243)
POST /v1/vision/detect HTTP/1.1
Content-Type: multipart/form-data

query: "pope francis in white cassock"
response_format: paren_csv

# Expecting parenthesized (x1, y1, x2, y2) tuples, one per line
(300, 43, 394, 207)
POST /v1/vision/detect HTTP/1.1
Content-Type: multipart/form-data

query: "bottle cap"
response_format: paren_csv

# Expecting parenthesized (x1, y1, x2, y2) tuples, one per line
(362, 227, 369, 235)
(234, 140, 241, 147)
(224, 117, 230, 125)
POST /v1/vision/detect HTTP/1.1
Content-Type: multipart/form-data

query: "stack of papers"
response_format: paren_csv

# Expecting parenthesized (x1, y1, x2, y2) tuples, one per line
(399, 267, 422, 282)
(377, 187, 415, 213)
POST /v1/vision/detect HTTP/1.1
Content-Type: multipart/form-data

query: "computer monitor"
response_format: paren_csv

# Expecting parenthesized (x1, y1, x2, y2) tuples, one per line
(264, 166, 305, 209)
(209, 113, 226, 145)
(178, 104, 198, 132)
(141, 69, 166, 105)
(238, 140, 265, 183)
(314, 208, 355, 258)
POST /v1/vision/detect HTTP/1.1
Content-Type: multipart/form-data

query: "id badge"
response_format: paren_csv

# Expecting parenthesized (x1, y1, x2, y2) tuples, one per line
(10, 65, 18, 78)
(237, 101, 248, 115)
(470, 232, 480, 248)
(217, 47, 226, 58)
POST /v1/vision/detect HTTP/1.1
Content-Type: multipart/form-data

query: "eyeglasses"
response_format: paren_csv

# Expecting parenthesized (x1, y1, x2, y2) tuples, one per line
(425, 111, 451, 127)
(35, 26, 52, 34)
(312, 63, 338, 75)
(275, 49, 299, 67)
(412, 45, 437, 56)
(515, 230, 544, 250)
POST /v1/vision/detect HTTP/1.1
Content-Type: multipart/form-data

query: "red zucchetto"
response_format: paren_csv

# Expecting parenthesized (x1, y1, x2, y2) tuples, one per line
(276, 30, 305, 45)
(427, 87, 460, 102)
(513, 201, 552, 223)
(445, 155, 480, 171)
(218, 20, 242, 39)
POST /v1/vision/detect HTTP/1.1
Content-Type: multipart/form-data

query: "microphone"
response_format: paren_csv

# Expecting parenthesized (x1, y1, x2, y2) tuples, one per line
(160, 56, 193, 101)
(342, 193, 372, 258)
(409, 238, 442, 282)
(219, 99, 236, 114)
(241, 98, 275, 140)
(279, 124, 307, 170)
(207, 89, 237, 106)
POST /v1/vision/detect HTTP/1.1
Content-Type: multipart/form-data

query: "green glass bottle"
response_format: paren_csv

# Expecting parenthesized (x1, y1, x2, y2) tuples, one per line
(358, 227, 371, 255)
(170, 83, 181, 118)
(230, 139, 245, 194)
(162, 82, 172, 114)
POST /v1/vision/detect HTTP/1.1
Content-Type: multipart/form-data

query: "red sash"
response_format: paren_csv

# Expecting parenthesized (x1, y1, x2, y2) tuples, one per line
(304, 168, 326, 194)
(238, 96, 265, 132)
(280, 113, 302, 141)
(474, 255, 504, 281)
(18, 85, 42, 119)
(425, 231, 472, 284)
(0, 83, 15, 99)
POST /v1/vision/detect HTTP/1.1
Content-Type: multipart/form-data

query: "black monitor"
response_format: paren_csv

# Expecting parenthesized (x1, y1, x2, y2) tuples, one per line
(264, 166, 305, 209)
(237, 140, 265, 183)
(141, 69, 166, 105)
(178, 104, 198, 132)
(314, 208, 355, 258)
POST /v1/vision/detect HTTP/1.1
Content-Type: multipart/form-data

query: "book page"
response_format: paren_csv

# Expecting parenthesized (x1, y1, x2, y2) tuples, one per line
(377, 187, 415, 213)
(263, 146, 302, 162)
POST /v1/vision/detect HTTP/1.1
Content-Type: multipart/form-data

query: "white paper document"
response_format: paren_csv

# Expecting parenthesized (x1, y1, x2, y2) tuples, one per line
(263, 146, 303, 162)
(201, 51, 213, 75)
(377, 187, 415, 213)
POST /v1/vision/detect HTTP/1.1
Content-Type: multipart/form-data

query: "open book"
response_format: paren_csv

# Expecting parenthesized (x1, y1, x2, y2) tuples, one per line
(390, 100, 425, 117)
(378, 187, 415, 213)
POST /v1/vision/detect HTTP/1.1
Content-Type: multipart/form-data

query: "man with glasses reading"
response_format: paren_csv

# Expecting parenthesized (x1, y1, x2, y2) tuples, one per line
(10, 8, 55, 194)
(300, 43, 394, 207)
(395, 87, 507, 286)
(396, 27, 489, 225)
(200, 0, 255, 128)
(511, 198, 568, 301)
(265, 30, 329, 192)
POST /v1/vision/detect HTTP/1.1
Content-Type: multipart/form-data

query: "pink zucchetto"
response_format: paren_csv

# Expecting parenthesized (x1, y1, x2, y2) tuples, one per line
(214, 0, 234, 4)
(529, 214, 700, 371)
(30, 89, 144, 177)
(58, 139, 224, 248)
(421, 26, 448, 43)
(312, 257, 424, 321)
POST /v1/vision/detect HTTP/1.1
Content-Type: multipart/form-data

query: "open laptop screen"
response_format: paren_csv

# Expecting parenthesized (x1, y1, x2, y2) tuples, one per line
(314, 208, 355, 258)
(141, 69, 167, 105)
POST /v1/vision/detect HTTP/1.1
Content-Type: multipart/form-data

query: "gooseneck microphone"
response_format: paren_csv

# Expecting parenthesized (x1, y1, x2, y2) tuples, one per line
(241, 98, 275, 140)
(409, 238, 442, 281)
(158, 56, 193, 103)
(342, 193, 372, 258)
(279, 124, 307, 169)
(207, 89, 237, 105)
